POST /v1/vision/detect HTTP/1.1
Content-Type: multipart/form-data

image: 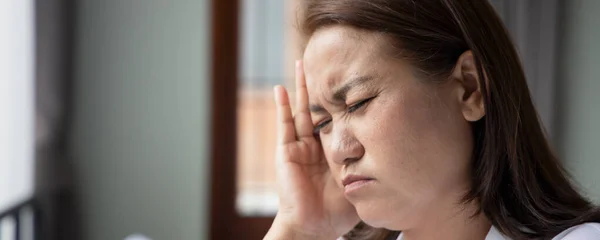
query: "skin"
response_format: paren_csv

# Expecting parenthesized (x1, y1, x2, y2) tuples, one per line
(265, 26, 489, 240)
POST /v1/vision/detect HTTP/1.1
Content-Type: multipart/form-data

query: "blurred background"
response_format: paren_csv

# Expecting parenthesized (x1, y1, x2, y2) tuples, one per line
(0, 0, 599, 239)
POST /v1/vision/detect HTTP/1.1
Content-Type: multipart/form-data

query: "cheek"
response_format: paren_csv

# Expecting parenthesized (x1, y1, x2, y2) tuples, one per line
(363, 89, 473, 195)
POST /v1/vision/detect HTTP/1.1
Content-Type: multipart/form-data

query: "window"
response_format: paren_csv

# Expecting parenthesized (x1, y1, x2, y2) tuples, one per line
(210, 1, 560, 239)
(0, 0, 34, 213)
(236, 0, 302, 216)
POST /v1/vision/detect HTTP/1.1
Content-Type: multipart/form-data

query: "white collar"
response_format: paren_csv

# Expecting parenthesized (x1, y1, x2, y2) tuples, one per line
(396, 223, 600, 240)
(485, 226, 509, 240)
(396, 226, 509, 240)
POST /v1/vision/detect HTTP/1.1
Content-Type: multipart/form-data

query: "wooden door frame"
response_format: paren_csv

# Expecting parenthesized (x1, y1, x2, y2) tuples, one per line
(209, 0, 275, 239)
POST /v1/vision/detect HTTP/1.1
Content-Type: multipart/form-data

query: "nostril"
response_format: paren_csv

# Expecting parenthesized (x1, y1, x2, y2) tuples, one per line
(343, 156, 361, 165)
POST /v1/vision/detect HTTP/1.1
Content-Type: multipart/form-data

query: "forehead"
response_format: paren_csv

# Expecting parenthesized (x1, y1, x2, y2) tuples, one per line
(303, 26, 388, 95)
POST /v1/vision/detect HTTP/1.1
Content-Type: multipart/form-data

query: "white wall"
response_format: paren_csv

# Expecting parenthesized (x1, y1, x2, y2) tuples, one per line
(557, 0, 600, 203)
(69, 0, 211, 239)
(0, 0, 34, 212)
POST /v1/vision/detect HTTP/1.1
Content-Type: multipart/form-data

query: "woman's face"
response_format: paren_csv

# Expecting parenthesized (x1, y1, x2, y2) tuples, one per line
(304, 26, 478, 230)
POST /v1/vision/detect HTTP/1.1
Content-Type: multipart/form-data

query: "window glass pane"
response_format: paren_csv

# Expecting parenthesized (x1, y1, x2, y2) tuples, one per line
(236, 0, 301, 216)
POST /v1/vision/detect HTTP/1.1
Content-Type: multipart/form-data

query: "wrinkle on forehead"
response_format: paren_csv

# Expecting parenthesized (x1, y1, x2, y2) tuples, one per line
(303, 26, 388, 105)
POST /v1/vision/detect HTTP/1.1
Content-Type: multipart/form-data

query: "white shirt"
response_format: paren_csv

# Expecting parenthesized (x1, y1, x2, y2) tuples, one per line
(396, 223, 600, 240)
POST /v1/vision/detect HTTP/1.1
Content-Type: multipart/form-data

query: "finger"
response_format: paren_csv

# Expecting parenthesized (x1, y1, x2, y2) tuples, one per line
(274, 85, 296, 144)
(294, 60, 314, 139)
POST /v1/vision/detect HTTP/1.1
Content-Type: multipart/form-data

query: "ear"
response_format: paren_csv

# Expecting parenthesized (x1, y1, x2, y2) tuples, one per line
(450, 51, 485, 122)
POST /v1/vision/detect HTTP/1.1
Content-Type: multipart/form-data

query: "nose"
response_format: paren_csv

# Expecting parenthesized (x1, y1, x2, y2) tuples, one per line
(328, 124, 365, 166)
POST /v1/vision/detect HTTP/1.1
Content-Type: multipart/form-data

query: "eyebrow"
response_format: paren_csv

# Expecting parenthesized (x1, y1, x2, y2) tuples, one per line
(309, 75, 376, 113)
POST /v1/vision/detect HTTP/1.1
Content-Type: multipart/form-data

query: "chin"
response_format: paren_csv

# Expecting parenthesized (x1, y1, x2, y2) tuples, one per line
(354, 200, 403, 229)
(354, 201, 416, 231)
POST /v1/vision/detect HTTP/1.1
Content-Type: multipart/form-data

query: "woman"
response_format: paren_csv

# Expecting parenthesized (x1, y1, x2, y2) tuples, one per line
(264, 1, 600, 239)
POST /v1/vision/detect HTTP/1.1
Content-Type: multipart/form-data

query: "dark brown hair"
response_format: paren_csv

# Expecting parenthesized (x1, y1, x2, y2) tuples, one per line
(300, 0, 600, 239)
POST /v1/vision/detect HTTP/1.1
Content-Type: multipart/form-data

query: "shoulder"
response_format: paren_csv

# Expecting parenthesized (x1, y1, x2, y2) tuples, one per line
(553, 223, 600, 240)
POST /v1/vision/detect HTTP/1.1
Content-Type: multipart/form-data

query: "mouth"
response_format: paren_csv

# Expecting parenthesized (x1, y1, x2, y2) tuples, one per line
(342, 174, 375, 195)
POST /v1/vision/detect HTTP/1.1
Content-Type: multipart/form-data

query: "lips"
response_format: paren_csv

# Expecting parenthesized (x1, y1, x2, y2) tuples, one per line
(342, 174, 374, 187)
(342, 174, 374, 196)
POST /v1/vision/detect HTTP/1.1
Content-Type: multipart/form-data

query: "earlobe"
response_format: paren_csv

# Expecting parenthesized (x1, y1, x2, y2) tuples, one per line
(451, 51, 486, 122)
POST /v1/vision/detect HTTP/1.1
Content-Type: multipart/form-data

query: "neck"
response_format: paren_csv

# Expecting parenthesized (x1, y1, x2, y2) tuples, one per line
(401, 200, 491, 240)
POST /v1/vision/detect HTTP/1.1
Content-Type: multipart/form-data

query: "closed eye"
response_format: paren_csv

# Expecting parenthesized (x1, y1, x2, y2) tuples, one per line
(312, 97, 376, 136)
(348, 96, 375, 113)
(313, 119, 331, 136)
